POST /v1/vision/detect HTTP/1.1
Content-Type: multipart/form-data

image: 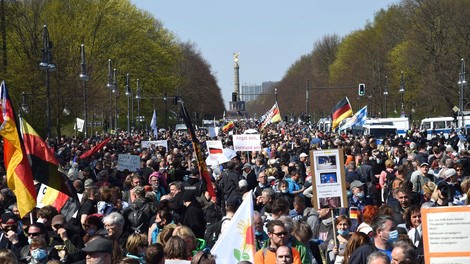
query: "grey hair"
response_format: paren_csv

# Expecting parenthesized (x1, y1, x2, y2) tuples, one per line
(393, 240, 417, 261)
(278, 215, 294, 233)
(371, 215, 394, 234)
(261, 188, 275, 198)
(102, 212, 125, 227)
(366, 251, 390, 264)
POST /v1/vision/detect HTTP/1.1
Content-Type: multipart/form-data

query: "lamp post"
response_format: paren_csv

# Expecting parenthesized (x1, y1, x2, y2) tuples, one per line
(164, 91, 168, 130)
(125, 73, 131, 132)
(39, 25, 56, 138)
(79, 44, 89, 138)
(106, 59, 113, 131)
(458, 58, 467, 128)
(399, 71, 405, 116)
(306, 80, 310, 116)
(383, 76, 389, 118)
(112, 68, 118, 130)
(135, 79, 141, 131)
(275, 88, 278, 102)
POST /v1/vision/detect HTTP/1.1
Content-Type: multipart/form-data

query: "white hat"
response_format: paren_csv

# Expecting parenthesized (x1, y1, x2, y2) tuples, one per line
(444, 168, 457, 180)
(299, 153, 308, 158)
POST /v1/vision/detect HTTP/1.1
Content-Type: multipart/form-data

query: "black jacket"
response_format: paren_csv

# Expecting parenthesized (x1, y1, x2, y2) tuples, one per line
(181, 200, 206, 239)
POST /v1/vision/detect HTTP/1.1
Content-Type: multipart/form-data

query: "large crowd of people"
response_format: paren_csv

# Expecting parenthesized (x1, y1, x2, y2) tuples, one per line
(0, 120, 468, 264)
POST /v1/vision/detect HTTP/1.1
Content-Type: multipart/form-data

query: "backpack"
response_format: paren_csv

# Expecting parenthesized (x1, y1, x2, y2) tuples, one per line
(383, 169, 396, 202)
(204, 218, 230, 248)
(127, 201, 150, 234)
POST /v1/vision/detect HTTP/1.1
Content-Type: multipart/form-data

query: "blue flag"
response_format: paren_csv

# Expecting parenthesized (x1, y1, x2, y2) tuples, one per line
(150, 110, 158, 139)
(339, 106, 367, 130)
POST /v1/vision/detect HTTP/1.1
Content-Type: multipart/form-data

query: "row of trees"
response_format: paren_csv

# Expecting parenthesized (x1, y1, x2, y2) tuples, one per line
(1, 0, 225, 138)
(248, 0, 470, 123)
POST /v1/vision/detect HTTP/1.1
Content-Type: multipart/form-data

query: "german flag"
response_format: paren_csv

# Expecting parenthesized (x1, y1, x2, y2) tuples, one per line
(179, 100, 216, 198)
(331, 97, 353, 131)
(0, 81, 36, 217)
(20, 117, 76, 200)
(222, 121, 234, 133)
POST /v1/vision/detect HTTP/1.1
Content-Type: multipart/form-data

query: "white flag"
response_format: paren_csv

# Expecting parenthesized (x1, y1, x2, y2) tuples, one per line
(211, 191, 255, 263)
(150, 110, 158, 139)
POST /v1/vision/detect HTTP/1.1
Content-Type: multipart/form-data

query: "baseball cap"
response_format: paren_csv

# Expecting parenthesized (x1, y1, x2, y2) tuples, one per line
(420, 162, 430, 167)
(299, 153, 308, 158)
(443, 169, 457, 180)
(82, 237, 113, 254)
(242, 163, 252, 170)
(350, 180, 365, 189)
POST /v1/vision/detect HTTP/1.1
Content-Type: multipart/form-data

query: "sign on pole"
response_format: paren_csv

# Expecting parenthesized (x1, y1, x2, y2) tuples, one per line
(310, 149, 348, 209)
(117, 154, 141, 172)
(233, 134, 261, 152)
(141, 140, 168, 151)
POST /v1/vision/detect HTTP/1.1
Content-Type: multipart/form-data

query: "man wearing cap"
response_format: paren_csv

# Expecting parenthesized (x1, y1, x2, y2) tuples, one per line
(297, 153, 308, 183)
(349, 180, 373, 212)
(0, 212, 28, 254)
(410, 162, 436, 195)
(242, 163, 257, 191)
(82, 236, 113, 264)
(50, 214, 83, 261)
(180, 191, 205, 239)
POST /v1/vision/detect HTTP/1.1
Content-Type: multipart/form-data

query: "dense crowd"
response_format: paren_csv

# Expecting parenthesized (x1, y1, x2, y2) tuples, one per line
(0, 120, 468, 264)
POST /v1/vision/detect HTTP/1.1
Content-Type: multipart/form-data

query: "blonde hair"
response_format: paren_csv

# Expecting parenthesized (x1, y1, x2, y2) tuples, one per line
(125, 233, 147, 255)
(172, 226, 196, 252)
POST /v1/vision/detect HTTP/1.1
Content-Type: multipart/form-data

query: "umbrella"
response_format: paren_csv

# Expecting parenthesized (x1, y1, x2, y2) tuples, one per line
(311, 137, 322, 144)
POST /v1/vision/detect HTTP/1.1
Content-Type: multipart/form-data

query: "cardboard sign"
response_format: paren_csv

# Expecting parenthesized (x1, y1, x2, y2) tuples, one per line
(310, 149, 348, 209)
(117, 154, 141, 172)
(205, 140, 229, 166)
(141, 140, 168, 150)
(422, 206, 470, 264)
(233, 134, 261, 151)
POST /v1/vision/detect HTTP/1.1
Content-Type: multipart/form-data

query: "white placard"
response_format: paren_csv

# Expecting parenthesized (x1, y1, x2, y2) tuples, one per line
(141, 140, 168, 150)
(311, 149, 347, 209)
(76, 118, 84, 132)
(117, 154, 141, 172)
(205, 140, 229, 166)
(233, 134, 261, 151)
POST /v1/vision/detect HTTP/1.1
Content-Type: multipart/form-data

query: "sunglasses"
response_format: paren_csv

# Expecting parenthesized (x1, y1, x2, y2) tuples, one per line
(272, 231, 288, 237)
(28, 232, 41, 237)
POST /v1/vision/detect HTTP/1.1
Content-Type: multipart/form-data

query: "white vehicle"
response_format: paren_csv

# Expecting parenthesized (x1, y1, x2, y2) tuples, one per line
(420, 117, 459, 140)
(363, 124, 398, 144)
(364, 117, 409, 137)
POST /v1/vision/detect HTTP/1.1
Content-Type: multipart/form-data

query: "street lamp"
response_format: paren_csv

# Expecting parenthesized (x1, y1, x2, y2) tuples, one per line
(125, 73, 132, 132)
(112, 68, 118, 130)
(399, 71, 405, 116)
(106, 59, 113, 131)
(39, 25, 56, 138)
(79, 44, 89, 138)
(135, 79, 141, 130)
(21, 92, 32, 114)
(306, 80, 310, 116)
(164, 91, 168, 130)
(458, 58, 467, 128)
(383, 76, 389, 118)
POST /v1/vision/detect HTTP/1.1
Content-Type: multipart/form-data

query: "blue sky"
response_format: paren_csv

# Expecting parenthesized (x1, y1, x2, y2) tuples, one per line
(132, 0, 398, 108)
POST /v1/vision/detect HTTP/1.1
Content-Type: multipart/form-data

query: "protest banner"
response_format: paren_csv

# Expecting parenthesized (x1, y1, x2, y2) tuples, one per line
(141, 140, 168, 150)
(233, 134, 261, 152)
(310, 149, 348, 209)
(422, 206, 470, 264)
(117, 154, 141, 172)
